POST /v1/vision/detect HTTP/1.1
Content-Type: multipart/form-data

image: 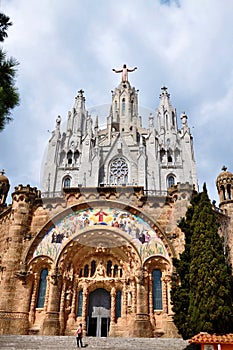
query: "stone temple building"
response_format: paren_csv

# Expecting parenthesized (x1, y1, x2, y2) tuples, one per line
(0, 68, 231, 338)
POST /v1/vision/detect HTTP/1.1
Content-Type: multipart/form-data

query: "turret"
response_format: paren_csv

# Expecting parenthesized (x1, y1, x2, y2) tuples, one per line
(0, 184, 41, 333)
(216, 166, 233, 204)
(216, 166, 233, 270)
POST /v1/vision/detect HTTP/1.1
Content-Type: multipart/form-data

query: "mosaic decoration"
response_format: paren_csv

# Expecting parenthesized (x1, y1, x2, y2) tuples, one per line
(33, 208, 169, 262)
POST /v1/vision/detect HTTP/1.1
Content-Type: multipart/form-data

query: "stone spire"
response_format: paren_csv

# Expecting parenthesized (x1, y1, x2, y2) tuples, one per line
(156, 86, 178, 135)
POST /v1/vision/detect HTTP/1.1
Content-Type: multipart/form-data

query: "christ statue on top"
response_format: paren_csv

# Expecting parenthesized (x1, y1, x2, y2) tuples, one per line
(112, 64, 137, 82)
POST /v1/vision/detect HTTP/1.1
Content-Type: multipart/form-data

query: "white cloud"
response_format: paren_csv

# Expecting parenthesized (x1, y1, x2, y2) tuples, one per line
(1, 0, 233, 204)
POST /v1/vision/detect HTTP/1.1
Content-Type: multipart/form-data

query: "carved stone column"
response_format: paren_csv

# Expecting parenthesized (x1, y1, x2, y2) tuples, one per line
(59, 280, 67, 334)
(132, 267, 153, 337)
(164, 274, 172, 314)
(29, 273, 39, 325)
(132, 281, 136, 315)
(135, 269, 145, 314)
(109, 286, 116, 336)
(148, 273, 155, 329)
(81, 285, 88, 335)
(67, 276, 78, 328)
(42, 269, 61, 335)
(110, 286, 116, 325)
(161, 274, 169, 314)
(43, 275, 50, 312)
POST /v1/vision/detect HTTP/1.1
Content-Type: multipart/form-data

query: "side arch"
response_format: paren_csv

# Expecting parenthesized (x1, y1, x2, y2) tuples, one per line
(144, 255, 173, 315)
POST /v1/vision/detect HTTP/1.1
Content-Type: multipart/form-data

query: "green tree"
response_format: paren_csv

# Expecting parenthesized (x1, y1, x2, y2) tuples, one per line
(0, 12, 19, 131)
(0, 13, 12, 42)
(171, 191, 202, 339)
(171, 185, 233, 339)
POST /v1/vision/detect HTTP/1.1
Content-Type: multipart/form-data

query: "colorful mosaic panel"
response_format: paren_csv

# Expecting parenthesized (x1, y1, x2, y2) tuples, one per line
(33, 208, 169, 262)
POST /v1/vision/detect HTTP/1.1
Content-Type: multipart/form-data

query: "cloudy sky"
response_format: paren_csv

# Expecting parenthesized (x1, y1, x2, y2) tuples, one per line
(1, 0, 233, 203)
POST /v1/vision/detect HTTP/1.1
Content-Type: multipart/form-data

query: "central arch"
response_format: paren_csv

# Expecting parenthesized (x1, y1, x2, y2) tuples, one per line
(88, 288, 111, 337)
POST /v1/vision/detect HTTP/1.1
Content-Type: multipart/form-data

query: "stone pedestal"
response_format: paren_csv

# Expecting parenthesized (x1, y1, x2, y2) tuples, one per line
(42, 311, 60, 335)
(132, 313, 153, 337)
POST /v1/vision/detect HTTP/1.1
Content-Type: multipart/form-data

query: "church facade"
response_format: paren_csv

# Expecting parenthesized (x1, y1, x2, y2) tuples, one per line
(0, 72, 231, 338)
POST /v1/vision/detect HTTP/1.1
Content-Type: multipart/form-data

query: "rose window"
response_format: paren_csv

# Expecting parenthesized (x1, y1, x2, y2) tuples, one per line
(109, 158, 128, 185)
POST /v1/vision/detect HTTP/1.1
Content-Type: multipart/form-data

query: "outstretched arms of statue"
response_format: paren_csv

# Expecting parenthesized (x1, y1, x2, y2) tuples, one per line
(127, 67, 137, 72)
(112, 67, 137, 73)
(112, 68, 123, 73)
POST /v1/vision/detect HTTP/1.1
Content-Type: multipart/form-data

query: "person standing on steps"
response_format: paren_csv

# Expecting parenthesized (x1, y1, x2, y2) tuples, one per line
(74, 323, 84, 348)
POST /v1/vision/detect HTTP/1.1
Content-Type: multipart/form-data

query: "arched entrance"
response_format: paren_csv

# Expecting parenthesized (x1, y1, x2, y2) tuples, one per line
(87, 288, 111, 337)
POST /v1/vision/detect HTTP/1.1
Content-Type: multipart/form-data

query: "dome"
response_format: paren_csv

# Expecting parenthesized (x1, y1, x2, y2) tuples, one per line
(216, 166, 233, 186)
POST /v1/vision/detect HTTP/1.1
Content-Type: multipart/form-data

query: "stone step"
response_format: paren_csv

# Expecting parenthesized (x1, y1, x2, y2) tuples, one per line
(0, 335, 190, 350)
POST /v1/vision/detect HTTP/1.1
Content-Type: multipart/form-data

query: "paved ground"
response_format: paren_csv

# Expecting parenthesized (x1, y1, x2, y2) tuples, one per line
(0, 335, 192, 350)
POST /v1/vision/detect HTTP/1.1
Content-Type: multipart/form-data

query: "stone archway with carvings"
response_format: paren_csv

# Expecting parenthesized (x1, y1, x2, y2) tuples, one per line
(23, 201, 174, 336)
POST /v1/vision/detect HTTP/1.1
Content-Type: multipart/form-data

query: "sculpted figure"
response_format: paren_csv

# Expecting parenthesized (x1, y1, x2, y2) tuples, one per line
(112, 64, 137, 82)
(93, 261, 106, 279)
(0, 170, 10, 205)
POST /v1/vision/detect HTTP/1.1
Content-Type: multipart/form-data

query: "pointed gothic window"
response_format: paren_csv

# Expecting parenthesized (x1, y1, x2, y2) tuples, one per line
(131, 100, 134, 115)
(167, 151, 173, 163)
(116, 290, 122, 319)
(84, 264, 89, 277)
(63, 177, 71, 188)
(122, 98, 126, 116)
(109, 157, 128, 185)
(160, 149, 166, 163)
(113, 264, 118, 277)
(172, 111, 175, 127)
(227, 184, 231, 200)
(107, 260, 112, 277)
(152, 269, 162, 310)
(221, 185, 226, 200)
(67, 150, 73, 165)
(74, 150, 80, 164)
(165, 114, 168, 129)
(167, 175, 175, 188)
(77, 290, 83, 317)
(91, 260, 96, 276)
(36, 268, 48, 308)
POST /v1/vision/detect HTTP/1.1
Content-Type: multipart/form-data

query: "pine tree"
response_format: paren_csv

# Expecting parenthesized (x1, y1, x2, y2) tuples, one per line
(171, 191, 202, 339)
(188, 185, 233, 334)
(171, 185, 233, 339)
(0, 12, 19, 131)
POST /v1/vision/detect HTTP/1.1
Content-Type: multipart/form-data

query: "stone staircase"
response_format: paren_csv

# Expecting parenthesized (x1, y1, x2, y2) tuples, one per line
(0, 335, 191, 350)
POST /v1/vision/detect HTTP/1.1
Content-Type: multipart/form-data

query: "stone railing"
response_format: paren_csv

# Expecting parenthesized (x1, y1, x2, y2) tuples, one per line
(41, 187, 168, 199)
